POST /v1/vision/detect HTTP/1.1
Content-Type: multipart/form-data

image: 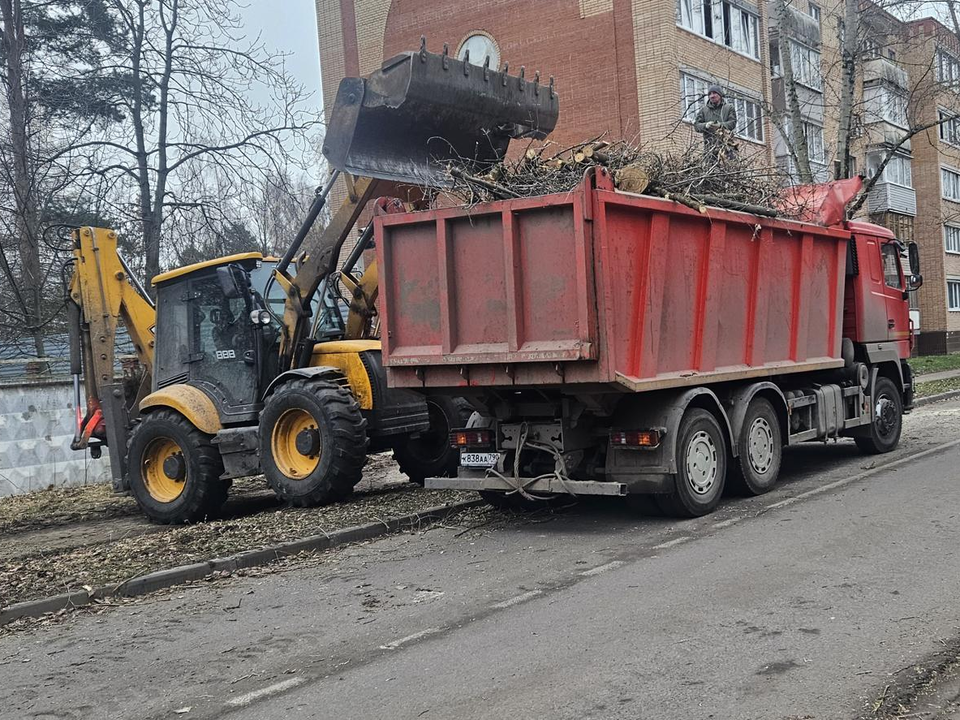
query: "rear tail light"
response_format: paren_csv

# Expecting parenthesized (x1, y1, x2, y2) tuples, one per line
(610, 429, 661, 449)
(449, 428, 494, 449)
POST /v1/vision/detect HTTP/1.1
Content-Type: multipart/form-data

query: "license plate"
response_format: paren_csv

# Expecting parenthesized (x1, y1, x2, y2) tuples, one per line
(460, 451, 499, 468)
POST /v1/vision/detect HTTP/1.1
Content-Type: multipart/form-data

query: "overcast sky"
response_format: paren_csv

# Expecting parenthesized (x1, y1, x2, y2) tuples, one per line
(238, 0, 323, 109)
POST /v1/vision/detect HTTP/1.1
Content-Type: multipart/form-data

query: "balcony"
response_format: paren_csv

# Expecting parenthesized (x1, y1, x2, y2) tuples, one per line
(767, 2, 820, 47)
(867, 183, 917, 216)
(863, 57, 909, 91)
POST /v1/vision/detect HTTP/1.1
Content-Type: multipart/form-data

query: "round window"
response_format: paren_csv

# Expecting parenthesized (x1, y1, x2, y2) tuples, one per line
(457, 33, 499, 69)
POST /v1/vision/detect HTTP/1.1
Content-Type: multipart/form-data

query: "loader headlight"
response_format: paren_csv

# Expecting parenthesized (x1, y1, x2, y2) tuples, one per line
(250, 309, 272, 325)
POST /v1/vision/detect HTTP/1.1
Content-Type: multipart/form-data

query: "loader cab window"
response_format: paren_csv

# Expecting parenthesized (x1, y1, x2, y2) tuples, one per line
(154, 283, 190, 387)
(881, 243, 904, 289)
(191, 274, 258, 410)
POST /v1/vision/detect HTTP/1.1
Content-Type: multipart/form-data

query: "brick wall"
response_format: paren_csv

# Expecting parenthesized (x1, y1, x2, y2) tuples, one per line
(314, 0, 960, 353)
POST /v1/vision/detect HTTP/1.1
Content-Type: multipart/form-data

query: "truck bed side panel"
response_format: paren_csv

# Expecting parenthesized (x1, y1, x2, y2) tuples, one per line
(377, 174, 848, 391)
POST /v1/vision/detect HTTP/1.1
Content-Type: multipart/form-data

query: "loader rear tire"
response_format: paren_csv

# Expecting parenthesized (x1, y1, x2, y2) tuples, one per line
(127, 409, 227, 524)
(658, 408, 727, 518)
(260, 376, 368, 506)
(393, 397, 472, 485)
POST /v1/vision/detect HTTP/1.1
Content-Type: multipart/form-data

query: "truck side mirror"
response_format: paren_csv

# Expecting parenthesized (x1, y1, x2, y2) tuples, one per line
(909, 273, 923, 291)
(217, 266, 243, 299)
(908, 242, 921, 276)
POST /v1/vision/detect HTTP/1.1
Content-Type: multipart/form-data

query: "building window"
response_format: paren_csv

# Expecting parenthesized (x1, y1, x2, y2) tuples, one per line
(867, 153, 912, 188)
(943, 167, 960, 201)
(937, 49, 960, 87)
(789, 41, 823, 91)
(807, 2, 821, 22)
(865, 85, 907, 128)
(939, 109, 960, 146)
(676, 0, 760, 60)
(949, 279, 960, 311)
(681, 72, 764, 142)
(946, 226, 960, 254)
(457, 33, 499, 69)
(784, 119, 825, 163)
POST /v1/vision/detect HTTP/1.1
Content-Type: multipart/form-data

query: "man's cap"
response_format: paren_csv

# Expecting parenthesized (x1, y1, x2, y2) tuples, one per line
(708, 84, 724, 97)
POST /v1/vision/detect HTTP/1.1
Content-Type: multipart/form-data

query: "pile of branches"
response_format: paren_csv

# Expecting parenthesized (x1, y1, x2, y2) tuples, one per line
(445, 138, 808, 219)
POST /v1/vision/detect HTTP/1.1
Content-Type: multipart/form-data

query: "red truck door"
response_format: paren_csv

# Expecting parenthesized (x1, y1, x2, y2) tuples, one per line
(878, 241, 911, 351)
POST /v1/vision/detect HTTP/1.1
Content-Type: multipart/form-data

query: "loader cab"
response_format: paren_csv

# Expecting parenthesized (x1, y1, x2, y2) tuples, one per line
(152, 253, 267, 424)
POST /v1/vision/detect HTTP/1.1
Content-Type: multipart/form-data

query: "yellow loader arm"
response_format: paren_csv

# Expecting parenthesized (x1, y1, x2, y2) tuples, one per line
(67, 227, 156, 490)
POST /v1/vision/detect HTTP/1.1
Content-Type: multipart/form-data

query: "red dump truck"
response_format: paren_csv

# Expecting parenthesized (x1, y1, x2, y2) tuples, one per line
(373, 169, 922, 517)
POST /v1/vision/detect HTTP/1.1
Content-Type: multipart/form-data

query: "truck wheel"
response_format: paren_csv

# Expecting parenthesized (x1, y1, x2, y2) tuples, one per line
(855, 377, 902, 455)
(127, 409, 227, 524)
(393, 397, 472, 485)
(260, 377, 368, 506)
(659, 408, 727, 518)
(729, 397, 782, 496)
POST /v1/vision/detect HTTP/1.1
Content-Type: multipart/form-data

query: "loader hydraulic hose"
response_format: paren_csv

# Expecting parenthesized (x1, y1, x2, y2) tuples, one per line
(277, 169, 341, 276)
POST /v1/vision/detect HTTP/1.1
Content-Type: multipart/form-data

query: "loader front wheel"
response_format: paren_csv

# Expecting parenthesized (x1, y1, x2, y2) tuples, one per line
(260, 377, 368, 506)
(127, 409, 227, 524)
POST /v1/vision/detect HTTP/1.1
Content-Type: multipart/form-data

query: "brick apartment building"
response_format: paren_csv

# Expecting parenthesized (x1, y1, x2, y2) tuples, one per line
(314, 0, 960, 354)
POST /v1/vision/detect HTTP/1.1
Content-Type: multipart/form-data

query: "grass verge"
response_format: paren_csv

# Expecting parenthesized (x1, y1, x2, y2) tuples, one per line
(915, 376, 960, 398)
(908, 353, 960, 377)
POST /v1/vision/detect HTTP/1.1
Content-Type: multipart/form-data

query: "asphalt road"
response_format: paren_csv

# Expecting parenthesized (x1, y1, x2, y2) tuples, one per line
(4, 400, 960, 720)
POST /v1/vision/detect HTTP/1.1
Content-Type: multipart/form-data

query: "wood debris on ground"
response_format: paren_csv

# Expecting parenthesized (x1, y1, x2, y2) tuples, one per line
(442, 137, 811, 219)
(0, 483, 475, 608)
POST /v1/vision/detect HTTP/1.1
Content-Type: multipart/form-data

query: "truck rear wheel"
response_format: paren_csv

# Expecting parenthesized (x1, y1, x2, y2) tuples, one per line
(127, 409, 227, 524)
(393, 397, 472, 485)
(260, 377, 368, 506)
(855, 377, 902, 455)
(658, 408, 727, 518)
(729, 397, 782, 496)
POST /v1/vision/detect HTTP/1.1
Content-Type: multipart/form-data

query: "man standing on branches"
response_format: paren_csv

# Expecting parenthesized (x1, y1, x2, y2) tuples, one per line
(694, 85, 738, 161)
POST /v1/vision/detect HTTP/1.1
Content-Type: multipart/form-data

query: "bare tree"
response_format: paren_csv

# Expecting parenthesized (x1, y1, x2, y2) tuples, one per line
(0, 0, 131, 355)
(72, 0, 318, 286)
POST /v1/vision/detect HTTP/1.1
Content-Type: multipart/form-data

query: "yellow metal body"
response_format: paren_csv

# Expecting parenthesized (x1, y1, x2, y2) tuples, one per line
(70, 227, 157, 388)
(342, 259, 379, 340)
(140, 384, 223, 434)
(141, 437, 186, 502)
(271, 408, 320, 479)
(152, 252, 263, 285)
(277, 176, 381, 370)
(309, 340, 379, 410)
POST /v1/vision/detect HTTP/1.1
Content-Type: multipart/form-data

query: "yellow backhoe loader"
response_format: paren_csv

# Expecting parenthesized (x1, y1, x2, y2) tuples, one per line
(66, 42, 558, 523)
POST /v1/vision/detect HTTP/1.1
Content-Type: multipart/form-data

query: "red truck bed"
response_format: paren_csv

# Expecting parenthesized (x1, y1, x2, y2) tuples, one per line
(375, 169, 850, 391)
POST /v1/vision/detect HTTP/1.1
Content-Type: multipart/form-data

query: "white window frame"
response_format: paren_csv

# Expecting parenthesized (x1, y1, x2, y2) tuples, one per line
(676, 0, 761, 61)
(948, 278, 960, 311)
(867, 152, 913, 189)
(807, 2, 821, 22)
(939, 108, 960, 147)
(942, 166, 960, 202)
(937, 48, 960, 88)
(945, 225, 960, 255)
(680, 71, 764, 143)
(789, 40, 823, 91)
(865, 85, 907, 128)
(784, 119, 825, 164)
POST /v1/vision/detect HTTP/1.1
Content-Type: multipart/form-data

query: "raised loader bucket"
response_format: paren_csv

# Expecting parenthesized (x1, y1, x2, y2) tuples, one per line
(322, 41, 560, 186)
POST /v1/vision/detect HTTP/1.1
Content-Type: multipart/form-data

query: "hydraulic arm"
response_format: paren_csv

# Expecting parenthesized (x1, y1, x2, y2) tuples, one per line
(67, 227, 156, 488)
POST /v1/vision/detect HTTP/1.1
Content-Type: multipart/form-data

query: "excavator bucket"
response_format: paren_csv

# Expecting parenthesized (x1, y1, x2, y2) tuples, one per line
(322, 42, 560, 186)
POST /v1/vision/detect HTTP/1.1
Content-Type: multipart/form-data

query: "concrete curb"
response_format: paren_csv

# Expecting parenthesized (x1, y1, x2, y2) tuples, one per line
(0, 498, 483, 626)
(915, 390, 960, 407)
